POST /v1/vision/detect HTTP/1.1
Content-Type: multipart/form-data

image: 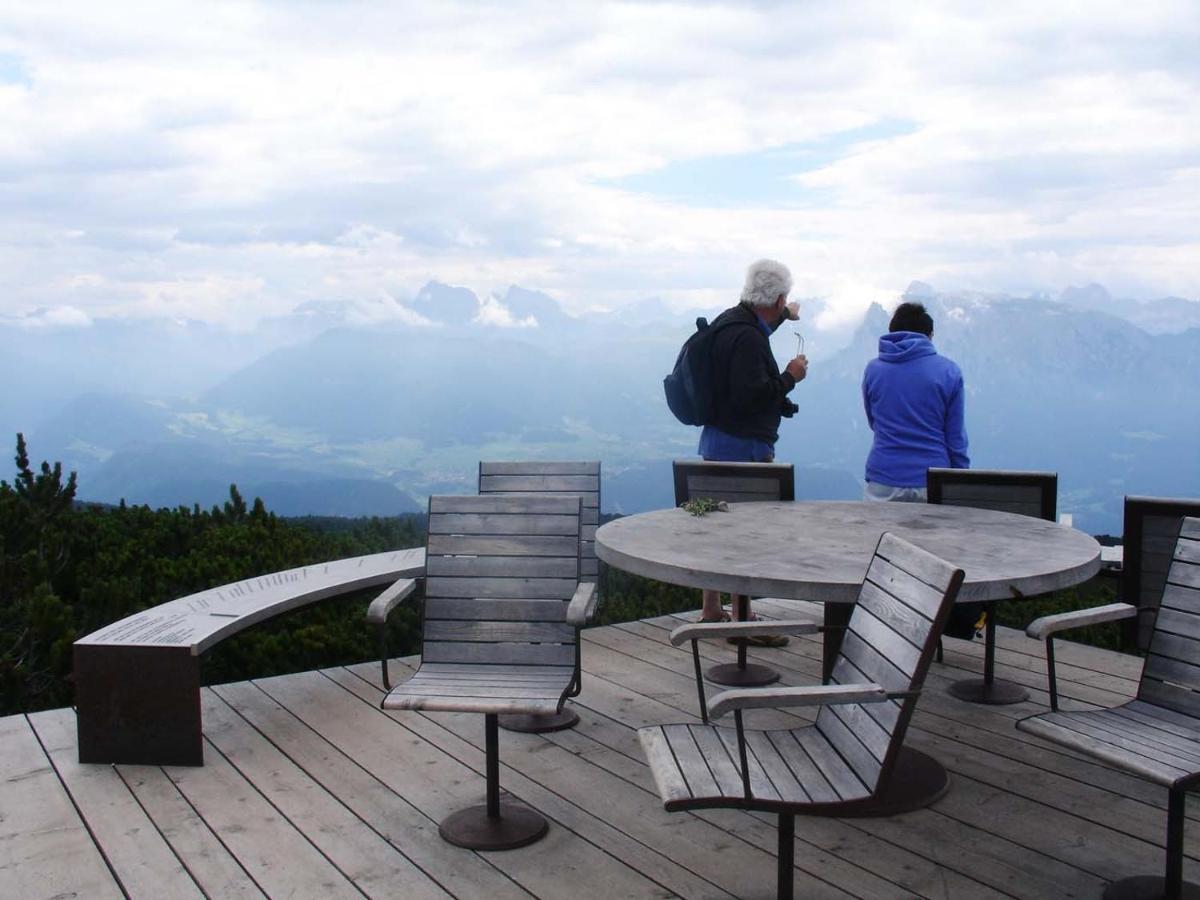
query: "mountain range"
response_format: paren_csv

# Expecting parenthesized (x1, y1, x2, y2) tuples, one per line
(4, 281, 1198, 534)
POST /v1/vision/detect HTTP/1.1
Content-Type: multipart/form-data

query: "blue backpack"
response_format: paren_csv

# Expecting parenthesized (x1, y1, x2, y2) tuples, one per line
(663, 314, 751, 426)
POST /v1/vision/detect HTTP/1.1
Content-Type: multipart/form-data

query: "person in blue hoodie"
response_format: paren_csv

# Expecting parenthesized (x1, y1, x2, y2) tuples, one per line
(862, 302, 969, 501)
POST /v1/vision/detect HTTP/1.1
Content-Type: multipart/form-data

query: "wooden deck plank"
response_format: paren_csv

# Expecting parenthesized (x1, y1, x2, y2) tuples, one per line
(537, 667, 1014, 898)
(27, 708, 205, 898)
(8, 607, 1195, 899)
(117, 763, 267, 899)
(618, 615, 1196, 816)
(211, 678, 532, 900)
(261, 667, 728, 900)
(329, 664, 859, 900)
(564, 640, 1112, 898)
(199, 689, 454, 900)
(0, 713, 122, 900)
(166, 721, 364, 899)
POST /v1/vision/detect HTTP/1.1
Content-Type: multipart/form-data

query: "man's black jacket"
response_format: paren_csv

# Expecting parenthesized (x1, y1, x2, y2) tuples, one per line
(708, 303, 797, 444)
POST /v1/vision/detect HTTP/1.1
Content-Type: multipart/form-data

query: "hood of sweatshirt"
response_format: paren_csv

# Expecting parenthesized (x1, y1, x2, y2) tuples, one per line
(877, 331, 937, 363)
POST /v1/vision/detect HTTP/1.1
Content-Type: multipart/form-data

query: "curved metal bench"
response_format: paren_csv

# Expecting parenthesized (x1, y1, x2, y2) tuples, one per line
(74, 547, 424, 766)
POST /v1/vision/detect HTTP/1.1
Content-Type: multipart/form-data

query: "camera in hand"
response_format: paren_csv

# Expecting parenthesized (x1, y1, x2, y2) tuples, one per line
(780, 398, 799, 418)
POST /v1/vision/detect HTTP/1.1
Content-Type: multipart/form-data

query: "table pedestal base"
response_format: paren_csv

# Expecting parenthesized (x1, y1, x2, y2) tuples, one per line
(819, 747, 949, 818)
(948, 678, 1029, 705)
(1102, 875, 1200, 900)
(498, 709, 579, 733)
(439, 805, 548, 850)
(705, 662, 780, 687)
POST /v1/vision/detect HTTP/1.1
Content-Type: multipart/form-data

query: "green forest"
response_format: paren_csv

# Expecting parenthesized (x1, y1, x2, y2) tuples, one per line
(0, 434, 424, 716)
(1, 434, 1120, 719)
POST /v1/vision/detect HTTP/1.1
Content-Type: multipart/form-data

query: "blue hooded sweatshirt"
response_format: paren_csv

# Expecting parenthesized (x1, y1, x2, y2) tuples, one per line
(862, 331, 969, 488)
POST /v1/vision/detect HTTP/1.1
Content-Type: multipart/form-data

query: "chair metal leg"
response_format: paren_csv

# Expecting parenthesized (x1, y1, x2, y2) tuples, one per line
(438, 713, 548, 850)
(691, 640, 709, 723)
(377, 622, 391, 691)
(1102, 788, 1200, 900)
(486, 713, 500, 818)
(1045, 637, 1060, 711)
(1168, 787, 1185, 898)
(936, 638, 944, 664)
(777, 812, 795, 900)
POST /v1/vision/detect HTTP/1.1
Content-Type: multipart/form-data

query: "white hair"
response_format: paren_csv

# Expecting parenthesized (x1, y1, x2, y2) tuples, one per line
(739, 259, 793, 309)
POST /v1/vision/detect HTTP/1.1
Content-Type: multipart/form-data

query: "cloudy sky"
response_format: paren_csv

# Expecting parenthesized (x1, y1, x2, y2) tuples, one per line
(2, 1, 1198, 330)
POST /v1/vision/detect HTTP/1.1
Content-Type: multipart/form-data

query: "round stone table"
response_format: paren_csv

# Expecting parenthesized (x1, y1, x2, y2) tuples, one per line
(596, 500, 1100, 814)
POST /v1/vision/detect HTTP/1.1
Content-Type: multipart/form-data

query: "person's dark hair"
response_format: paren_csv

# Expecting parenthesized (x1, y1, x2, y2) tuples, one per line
(889, 301, 934, 336)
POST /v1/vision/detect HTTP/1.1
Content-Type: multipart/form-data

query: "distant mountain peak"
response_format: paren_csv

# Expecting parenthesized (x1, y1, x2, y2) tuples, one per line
(1060, 283, 1113, 308)
(410, 281, 480, 324)
(902, 281, 936, 300)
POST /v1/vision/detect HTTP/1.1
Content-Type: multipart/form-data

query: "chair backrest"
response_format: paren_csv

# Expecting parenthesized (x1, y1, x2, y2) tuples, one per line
(814, 533, 964, 796)
(926, 468, 1057, 521)
(478, 461, 601, 581)
(1135, 516, 1200, 716)
(672, 460, 795, 506)
(421, 494, 582, 667)
(1123, 497, 1200, 651)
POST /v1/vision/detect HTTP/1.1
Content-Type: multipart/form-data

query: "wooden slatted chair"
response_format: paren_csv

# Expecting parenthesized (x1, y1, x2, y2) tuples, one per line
(1018, 517, 1200, 900)
(376, 494, 597, 850)
(672, 460, 817, 688)
(478, 460, 600, 732)
(1028, 496, 1200, 710)
(926, 467, 1057, 704)
(640, 533, 964, 900)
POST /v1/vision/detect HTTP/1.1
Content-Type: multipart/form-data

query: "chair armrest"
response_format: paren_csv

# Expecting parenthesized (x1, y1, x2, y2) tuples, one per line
(566, 582, 598, 627)
(669, 619, 820, 646)
(1025, 602, 1136, 639)
(707, 683, 889, 719)
(365, 578, 418, 625)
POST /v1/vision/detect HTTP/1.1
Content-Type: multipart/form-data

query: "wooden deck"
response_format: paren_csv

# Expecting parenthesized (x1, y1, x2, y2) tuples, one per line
(4, 599, 1197, 899)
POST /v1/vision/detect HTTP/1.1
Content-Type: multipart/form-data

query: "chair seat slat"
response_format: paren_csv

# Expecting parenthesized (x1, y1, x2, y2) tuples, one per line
(1018, 713, 1194, 787)
(830, 632, 911, 693)
(857, 579, 935, 648)
(638, 727, 693, 807)
(845, 606, 921, 677)
(425, 556, 579, 578)
(688, 725, 746, 799)
(479, 474, 599, 493)
(864, 556, 946, 619)
(661, 724, 720, 799)
(429, 513, 580, 536)
(421, 641, 576, 666)
(716, 726, 781, 801)
(745, 731, 808, 802)
(424, 576, 579, 600)
(423, 621, 575, 644)
(769, 731, 838, 803)
(814, 703, 882, 789)
(826, 702, 891, 763)
(425, 598, 569, 622)
(794, 729, 872, 802)
(428, 534, 579, 557)
(430, 494, 580, 515)
(480, 461, 599, 476)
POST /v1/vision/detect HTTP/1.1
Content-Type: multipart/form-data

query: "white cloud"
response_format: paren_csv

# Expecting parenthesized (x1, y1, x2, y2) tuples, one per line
(4, 304, 93, 329)
(478, 293, 537, 328)
(0, 1, 1196, 328)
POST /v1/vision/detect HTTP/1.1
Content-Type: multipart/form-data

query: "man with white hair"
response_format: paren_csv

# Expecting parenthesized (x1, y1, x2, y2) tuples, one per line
(697, 259, 809, 639)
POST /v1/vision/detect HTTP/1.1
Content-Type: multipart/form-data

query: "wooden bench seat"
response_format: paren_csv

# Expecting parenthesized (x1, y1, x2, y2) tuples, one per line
(74, 548, 424, 766)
